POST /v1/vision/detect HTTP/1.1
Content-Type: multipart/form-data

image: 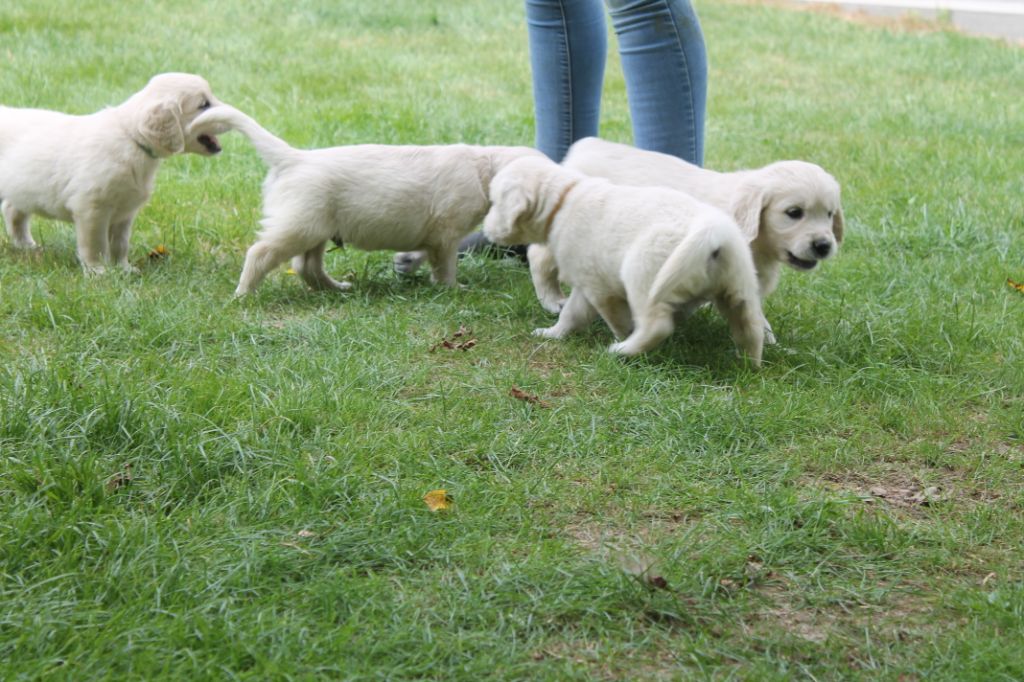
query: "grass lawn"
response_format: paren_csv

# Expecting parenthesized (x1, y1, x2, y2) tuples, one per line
(2, 0, 1023, 678)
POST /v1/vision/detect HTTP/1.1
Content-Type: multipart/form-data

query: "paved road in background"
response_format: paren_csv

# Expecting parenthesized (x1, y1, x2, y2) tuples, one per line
(795, 0, 1024, 40)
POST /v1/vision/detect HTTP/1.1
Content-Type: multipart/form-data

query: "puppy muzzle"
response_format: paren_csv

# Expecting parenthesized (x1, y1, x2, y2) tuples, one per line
(197, 134, 221, 154)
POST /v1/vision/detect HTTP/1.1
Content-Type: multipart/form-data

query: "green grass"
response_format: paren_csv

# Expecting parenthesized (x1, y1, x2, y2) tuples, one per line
(2, 0, 1023, 678)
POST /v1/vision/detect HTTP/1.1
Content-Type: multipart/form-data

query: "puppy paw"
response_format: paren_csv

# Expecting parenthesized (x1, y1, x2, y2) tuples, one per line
(314, 277, 353, 292)
(608, 341, 640, 356)
(296, 268, 353, 292)
(393, 250, 426, 275)
(11, 239, 39, 250)
(532, 326, 565, 339)
(82, 264, 107, 276)
(763, 327, 777, 345)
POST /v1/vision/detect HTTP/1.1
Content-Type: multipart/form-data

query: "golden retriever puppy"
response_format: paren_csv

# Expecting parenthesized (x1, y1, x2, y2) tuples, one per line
(530, 137, 844, 343)
(482, 156, 763, 365)
(187, 104, 541, 295)
(0, 73, 224, 272)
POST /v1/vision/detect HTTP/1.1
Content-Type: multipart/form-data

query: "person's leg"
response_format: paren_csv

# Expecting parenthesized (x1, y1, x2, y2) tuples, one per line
(606, 0, 706, 165)
(457, 0, 607, 259)
(527, 0, 608, 162)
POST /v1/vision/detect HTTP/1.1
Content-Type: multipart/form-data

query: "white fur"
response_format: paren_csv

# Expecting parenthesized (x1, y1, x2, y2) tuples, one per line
(530, 137, 844, 344)
(0, 73, 225, 272)
(482, 156, 764, 366)
(188, 104, 541, 295)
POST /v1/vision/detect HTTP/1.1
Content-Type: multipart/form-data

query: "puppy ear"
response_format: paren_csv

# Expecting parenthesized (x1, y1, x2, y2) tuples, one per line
(832, 206, 845, 243)
(729, 178, 767, 242)
(483, 183, 530, 245)
(138, 101, 184, 156)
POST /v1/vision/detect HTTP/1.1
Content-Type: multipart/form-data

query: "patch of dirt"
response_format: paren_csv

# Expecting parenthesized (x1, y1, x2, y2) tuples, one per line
(565, 510, 697, 555)
(559, 512, 955, 675)
(810, 461, 1010, 516)
(528, 638, 685, 681)
(752, 583, 830, 644)
(746, 576, 940, 649)
(564, 510, 705, 594)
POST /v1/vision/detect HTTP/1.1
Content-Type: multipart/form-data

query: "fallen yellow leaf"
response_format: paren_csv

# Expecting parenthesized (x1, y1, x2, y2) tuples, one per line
(423, 489, 453, 512)
(1008, 278, 1024, 294)
(147, 244, 168, 260)
(285, 268, 297, 275)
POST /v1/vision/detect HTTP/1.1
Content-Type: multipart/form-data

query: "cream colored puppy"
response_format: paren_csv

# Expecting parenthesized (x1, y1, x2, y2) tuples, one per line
(0, 73, 224, 272)
(531, 137, 844, 343)
(482, 156, 764, 365)
(188, 104, 541, 296)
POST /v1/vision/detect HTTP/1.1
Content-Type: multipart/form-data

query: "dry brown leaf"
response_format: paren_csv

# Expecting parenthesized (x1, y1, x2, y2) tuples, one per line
(297, 529, 316, 538)
(509, 386, 551, 408)
(105, 464, 132, 493)
(745, 555, 765, 580)
(909, 486, 942, 506)
(1007, 278, 1024, 294)
(147, 245, 168, 260)
(423, 489, 453, 512)
(430, 326, 477, 352)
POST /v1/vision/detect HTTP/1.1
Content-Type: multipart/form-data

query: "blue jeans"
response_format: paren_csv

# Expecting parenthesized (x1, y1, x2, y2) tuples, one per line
(526, 0, 707, 165)
(452, 0, 707, 258)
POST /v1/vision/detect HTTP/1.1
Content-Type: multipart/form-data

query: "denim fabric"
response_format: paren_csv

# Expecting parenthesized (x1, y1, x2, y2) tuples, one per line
(525, 0, 706, 165)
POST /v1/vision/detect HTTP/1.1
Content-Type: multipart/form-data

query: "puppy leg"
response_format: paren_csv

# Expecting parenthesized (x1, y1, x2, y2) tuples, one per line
(108, 217, 139, 273)
(591, 296, 634, 341)
(292, 242, 352, 292)
(713, 295, 764, 368)
(609, 302, 674, 356)
(236, 236, 303, 296)
(393, 250, 427, 275)
(2, 200, 37, 249)
(426, 245, 459, 287)
(527, 244, 566, 314)
(74, 209, 113, 274)
(762, 314, 777, 345)
(533, 288, 596, 340)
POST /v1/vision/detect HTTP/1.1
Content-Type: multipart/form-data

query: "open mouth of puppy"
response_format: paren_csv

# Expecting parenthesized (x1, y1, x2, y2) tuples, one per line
(198, 134, 221, 154)
(786, 251, 818, 270)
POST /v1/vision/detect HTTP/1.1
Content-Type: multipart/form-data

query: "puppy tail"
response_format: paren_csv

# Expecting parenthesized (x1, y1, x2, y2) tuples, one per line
(647, 214, 727, 305)
(188, 104, 297, 168)
(648, 212, 764, 366)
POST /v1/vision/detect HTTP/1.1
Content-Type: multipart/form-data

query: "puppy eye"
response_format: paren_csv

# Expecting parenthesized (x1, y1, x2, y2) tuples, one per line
(827, 210, 834, 219)
(199, 99, 211, 110)
(785, 207, 804, 220)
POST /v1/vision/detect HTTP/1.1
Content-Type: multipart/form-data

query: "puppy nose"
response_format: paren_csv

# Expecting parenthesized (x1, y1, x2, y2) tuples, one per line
(811, 239, 832, 258)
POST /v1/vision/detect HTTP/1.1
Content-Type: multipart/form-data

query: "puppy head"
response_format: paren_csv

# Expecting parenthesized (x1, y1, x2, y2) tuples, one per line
(482, 157, 553, 245)
(732, 160, 843, 271)
(131, 73, 224, 157)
